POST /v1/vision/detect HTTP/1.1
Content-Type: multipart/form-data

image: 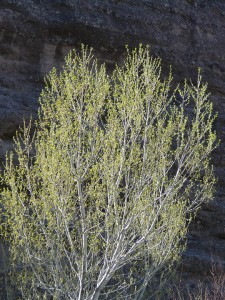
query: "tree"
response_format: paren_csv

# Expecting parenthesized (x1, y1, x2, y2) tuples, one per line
(1, 45, 216, 299)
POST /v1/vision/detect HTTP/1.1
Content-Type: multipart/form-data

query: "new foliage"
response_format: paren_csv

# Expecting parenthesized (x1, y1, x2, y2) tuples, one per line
(1, 46, 216, 299)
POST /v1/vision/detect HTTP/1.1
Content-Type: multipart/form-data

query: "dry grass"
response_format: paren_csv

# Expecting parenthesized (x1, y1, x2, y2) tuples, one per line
(171, 260, 225, 300)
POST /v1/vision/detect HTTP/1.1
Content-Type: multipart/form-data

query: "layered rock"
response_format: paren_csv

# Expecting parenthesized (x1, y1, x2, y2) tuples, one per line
(1, 0, 225, 291)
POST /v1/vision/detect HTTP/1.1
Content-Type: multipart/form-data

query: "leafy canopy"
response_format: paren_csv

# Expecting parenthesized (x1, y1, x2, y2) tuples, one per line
(1, 45, 216, 299)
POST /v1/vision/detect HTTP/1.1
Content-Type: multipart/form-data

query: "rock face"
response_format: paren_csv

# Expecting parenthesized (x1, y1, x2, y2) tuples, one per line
(1, 0, 225, 291)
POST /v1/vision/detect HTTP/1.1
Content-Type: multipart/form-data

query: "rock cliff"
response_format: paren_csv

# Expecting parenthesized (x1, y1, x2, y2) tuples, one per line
(1, 0, 225, 292)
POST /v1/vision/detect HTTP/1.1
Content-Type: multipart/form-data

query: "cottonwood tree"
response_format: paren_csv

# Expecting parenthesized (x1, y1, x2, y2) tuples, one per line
(1, 46, 216, 299)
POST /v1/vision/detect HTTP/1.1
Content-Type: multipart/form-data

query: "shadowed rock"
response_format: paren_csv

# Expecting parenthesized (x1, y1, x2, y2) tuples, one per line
(1, 0, 225, 292)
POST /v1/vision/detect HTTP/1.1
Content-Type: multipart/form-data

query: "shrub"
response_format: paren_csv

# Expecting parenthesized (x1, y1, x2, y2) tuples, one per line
(0, 45, 216, 299)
